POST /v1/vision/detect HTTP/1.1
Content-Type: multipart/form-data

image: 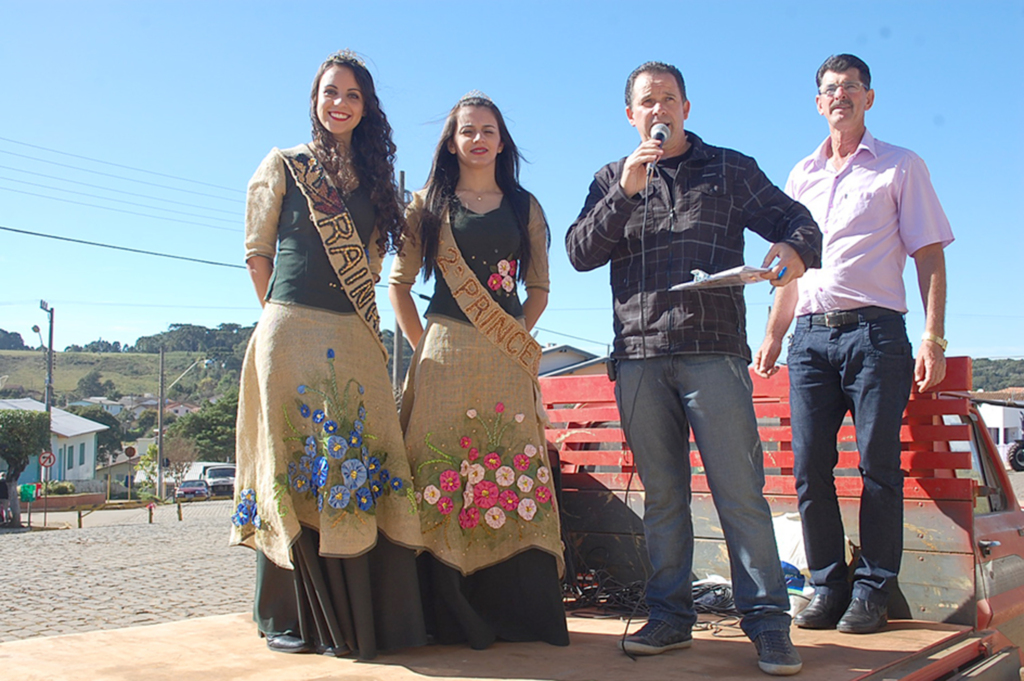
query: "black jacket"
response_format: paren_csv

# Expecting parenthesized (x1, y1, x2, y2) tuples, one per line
(566, 132, 821, 361)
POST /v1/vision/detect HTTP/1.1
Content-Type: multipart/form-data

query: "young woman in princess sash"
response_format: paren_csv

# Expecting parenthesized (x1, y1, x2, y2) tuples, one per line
(390, 92, 569, 649)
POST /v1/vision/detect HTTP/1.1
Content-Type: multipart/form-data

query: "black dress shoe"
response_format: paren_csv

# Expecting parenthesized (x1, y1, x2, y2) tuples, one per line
(837, 598, 888, 634)
(266, 634, 312, 653)
(316, 643, 350, 657)
(794, 592, 849, 629)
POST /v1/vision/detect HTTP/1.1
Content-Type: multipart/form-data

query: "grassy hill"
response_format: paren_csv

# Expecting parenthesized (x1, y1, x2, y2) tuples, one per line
(0, 350, 226, 403)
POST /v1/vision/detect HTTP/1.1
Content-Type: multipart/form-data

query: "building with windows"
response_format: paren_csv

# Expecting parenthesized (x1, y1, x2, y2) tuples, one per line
(0, 398, 109, 484)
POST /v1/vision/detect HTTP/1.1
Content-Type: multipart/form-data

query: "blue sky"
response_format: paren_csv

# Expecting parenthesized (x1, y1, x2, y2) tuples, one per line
(1, 1, 1021, 361)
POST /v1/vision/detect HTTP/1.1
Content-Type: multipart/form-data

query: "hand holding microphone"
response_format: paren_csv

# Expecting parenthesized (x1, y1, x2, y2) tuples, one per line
(646, 123, 671, 177)
(620, 123, 672, 197)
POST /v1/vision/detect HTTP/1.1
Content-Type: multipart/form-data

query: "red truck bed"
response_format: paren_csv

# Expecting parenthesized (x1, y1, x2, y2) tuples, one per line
(541, 356, 1024, 678)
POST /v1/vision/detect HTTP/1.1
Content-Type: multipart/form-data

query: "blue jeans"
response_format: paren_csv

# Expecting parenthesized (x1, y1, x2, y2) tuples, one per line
(615, 354, 791, 640)
(788, 313, 913, 606)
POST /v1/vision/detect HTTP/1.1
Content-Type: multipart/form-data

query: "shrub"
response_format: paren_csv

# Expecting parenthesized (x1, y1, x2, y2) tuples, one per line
(43, 480, 76, 495)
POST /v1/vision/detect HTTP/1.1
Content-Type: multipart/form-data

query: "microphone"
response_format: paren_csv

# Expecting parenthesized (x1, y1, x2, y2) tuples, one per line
(648, 123, 670, 174)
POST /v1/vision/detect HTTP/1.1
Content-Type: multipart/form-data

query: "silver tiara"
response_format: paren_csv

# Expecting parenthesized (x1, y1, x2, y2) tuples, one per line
(458, 89, 493, 104)
(328, 49, 366, 67)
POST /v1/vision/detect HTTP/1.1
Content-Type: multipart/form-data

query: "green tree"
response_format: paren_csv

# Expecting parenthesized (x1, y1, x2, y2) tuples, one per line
(64, 405, 123, 466)
(0, 329, 28, 350)
(0, 409, 50, 525)
(137, 444, 158, 496)
(127, 408, 173, 440)
(75, 369, 120, 400)
(167, 389, 238, 461)
(973, 358, 1024, 391)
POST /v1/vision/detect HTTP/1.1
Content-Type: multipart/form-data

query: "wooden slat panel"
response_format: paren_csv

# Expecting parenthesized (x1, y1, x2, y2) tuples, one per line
(751, 369, 790, 398)
(539, 375, 615, 403)
(747, 450, 973, 471)
(547, 427, 626, 444)
(550, 358, 976, 491)
(924, 356, 972, 392)
(558, 443, 969, 472)
(556, 450, 634, 468)
(905, 398, 971, 417)
(823, 423, 972, 443)
(753, 402, 792, 418)
(544, 406, 620, 423)
(562, 450, 971, 471)
(903, 424, 971, 441)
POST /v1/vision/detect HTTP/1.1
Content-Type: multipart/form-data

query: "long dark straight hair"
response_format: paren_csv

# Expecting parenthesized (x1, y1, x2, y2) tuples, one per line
(308, 51, 405, 256)
(416, 96, 545, 282)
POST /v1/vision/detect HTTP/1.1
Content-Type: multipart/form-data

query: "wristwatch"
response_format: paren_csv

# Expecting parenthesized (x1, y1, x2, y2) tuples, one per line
(921, 333, 948, 351)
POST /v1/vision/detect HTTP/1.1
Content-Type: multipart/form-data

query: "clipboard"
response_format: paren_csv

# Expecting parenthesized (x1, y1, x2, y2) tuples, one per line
(669, 266, 772, 291)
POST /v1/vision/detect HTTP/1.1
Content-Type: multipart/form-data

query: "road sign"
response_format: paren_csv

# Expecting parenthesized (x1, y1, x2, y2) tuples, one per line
(39, 451, 56, 468)
(124, 446, 137, 458)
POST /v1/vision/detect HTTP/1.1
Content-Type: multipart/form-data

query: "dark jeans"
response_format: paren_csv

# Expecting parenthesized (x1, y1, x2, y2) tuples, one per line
(788, 313, 913, 605)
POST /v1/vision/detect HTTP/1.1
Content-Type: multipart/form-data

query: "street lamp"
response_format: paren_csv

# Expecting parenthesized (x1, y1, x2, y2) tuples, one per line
(35, 301, 55, 412)
(30, 302, 54, 412)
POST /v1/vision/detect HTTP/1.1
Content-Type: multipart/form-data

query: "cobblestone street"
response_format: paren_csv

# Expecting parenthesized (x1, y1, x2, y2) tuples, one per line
(3, 473, 1023, 646)
(1, 500, 253, 643)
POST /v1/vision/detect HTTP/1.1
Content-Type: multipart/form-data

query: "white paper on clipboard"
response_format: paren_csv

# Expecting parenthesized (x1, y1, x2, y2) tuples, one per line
(669, 266, 772, 291)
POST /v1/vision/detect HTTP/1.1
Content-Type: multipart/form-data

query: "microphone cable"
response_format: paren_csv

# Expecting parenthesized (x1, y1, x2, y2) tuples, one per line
(619, 159, 656, 661)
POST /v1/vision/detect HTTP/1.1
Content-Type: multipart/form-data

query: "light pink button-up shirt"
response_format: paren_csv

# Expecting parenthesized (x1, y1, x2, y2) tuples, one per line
(786, 130, 953, 316)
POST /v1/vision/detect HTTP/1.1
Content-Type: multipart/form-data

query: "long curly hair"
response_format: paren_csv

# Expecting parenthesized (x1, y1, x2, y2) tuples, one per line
(308, 52, 405, 256)
(416, 96, 547, 282)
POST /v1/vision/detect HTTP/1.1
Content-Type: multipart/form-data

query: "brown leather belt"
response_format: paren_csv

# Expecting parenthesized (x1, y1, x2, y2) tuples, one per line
(806, 306, 901, 328)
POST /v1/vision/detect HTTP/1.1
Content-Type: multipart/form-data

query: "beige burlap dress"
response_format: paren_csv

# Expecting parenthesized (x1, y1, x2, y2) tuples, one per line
(390, 189, 568, 648)
(231, 146, 425, 659)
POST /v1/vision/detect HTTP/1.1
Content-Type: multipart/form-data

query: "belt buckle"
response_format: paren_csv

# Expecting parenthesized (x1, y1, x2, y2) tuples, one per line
(824, 311, 850, 328)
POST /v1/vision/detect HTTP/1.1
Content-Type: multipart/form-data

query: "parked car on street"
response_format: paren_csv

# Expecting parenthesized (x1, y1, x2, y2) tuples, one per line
(174, 480, 211, 501)
(202, 465, 235, 497)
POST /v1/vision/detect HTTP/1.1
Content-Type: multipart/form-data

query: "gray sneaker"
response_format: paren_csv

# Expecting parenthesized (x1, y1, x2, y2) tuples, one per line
(752, 629, 802, 676)
(621, 619, 693, 656)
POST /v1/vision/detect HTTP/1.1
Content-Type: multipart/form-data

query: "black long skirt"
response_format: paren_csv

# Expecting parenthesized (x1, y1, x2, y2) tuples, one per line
(418, 548, 570, 649)
(255, 529, 427, 660)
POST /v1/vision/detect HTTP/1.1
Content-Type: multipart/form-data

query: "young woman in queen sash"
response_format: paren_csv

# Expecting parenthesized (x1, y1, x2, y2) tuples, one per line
(230, 51, 426, 659)
(389, 92, 569, 648)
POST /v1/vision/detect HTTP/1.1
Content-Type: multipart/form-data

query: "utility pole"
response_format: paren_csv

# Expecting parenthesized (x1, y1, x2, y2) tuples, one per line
(157, 346, 165, 500)
(392, 170, 406, 392)
(37, 300, 54, 528)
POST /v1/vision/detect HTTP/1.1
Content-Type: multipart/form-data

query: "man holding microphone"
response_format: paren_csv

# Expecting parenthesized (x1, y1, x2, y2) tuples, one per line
(567, 61, 821, 676)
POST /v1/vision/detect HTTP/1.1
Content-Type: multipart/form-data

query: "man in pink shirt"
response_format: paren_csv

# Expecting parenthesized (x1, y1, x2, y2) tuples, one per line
(754, 54, 953, 635)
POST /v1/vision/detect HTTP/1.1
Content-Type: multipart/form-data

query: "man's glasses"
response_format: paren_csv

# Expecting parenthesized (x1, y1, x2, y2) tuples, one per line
(819, 81, 865, 97)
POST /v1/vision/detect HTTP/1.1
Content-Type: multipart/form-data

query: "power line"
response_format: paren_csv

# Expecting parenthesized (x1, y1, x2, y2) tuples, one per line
(0, 225, 244, 269)
(0, 186, 241, 232)
(0, 300, 256, 311)
(0, 149, 242, 203)
(0, 164, 240, 216)
(0, 175, 238, 224)
(0, 135, 243, 194)
(533, 325, 608, 348)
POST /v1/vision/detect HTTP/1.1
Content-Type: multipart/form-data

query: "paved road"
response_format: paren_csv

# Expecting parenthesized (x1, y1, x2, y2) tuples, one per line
(0, 500, 253, 643)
